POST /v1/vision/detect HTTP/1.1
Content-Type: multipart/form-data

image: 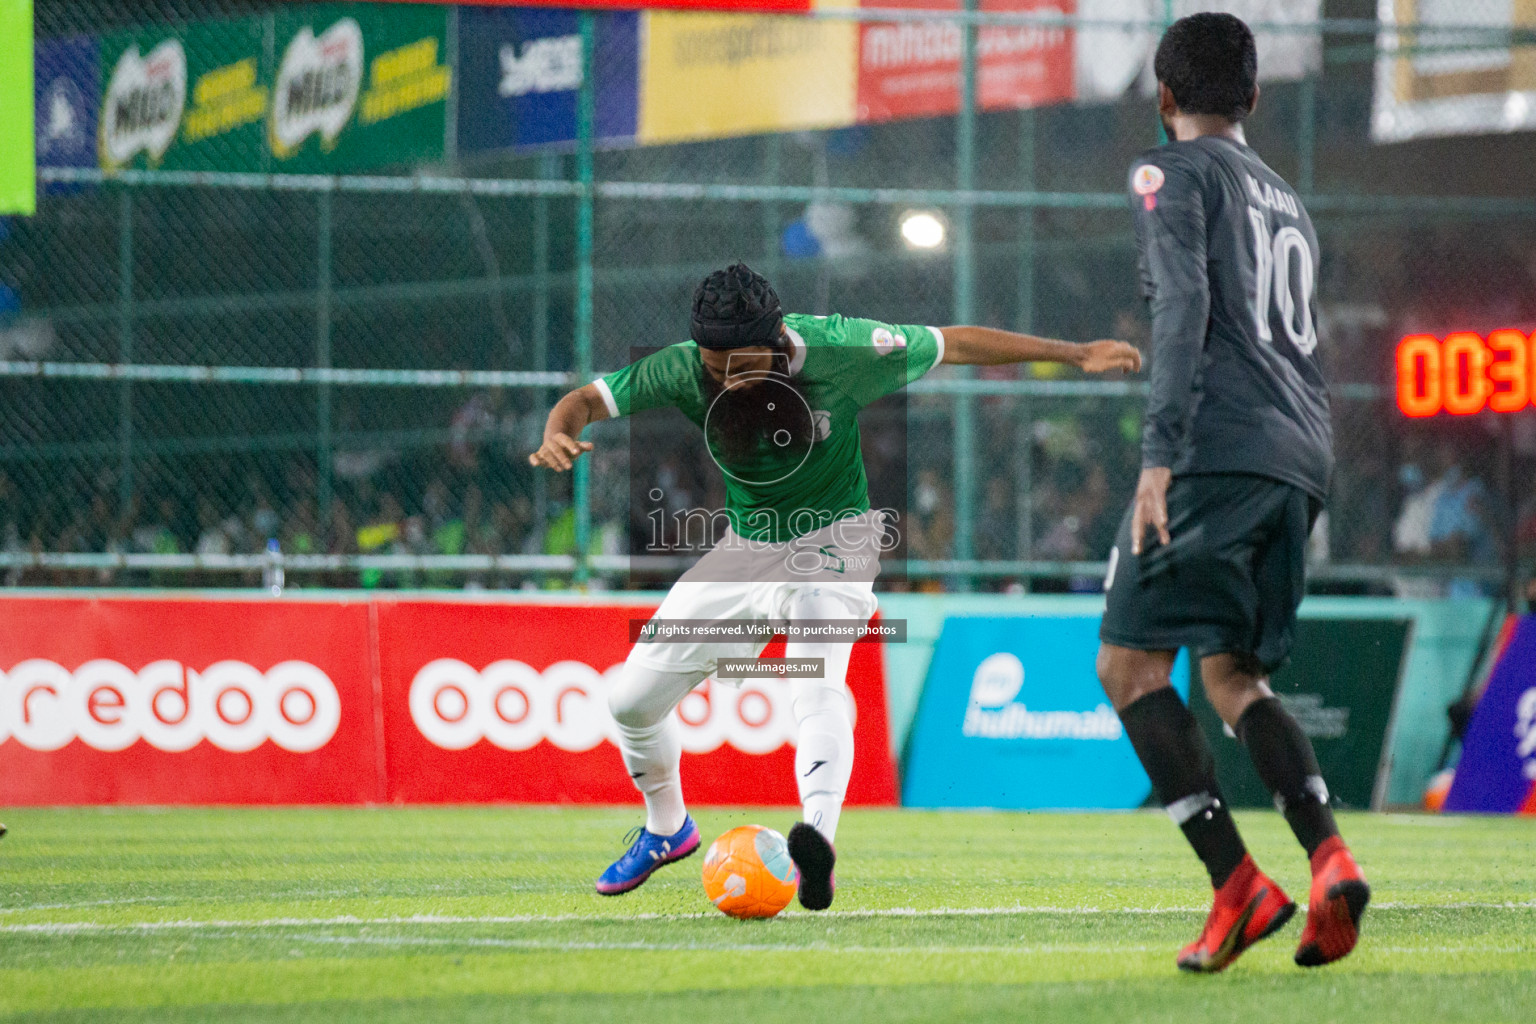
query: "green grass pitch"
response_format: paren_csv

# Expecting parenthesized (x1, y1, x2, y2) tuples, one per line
(0, 807, 1532, 1022)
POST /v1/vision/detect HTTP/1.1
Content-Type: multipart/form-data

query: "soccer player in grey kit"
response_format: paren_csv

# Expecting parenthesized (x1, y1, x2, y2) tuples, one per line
(1094, 14, 1369, 973)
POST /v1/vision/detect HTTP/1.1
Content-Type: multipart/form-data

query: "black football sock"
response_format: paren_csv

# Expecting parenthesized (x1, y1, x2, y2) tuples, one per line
(1236, 696, 1339, 857)
(1118, 687, 1247, 889)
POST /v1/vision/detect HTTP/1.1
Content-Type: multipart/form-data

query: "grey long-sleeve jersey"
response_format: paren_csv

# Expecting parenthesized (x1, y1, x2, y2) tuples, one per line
(1129, 135, 1333, 501)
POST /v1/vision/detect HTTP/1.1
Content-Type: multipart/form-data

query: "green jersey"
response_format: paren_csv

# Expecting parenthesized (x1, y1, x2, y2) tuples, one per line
(595, 313, 943, 542)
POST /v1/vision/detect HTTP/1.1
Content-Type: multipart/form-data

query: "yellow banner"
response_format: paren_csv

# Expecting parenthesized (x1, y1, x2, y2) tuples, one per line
(638, 9, 856, 144)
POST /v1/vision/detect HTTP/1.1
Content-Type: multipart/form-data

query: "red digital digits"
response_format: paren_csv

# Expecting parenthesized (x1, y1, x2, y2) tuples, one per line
(1396, 330, 1536, 418)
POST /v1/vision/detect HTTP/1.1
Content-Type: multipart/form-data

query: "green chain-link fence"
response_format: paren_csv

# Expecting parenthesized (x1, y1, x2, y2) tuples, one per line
(5, 0, 1535, 595)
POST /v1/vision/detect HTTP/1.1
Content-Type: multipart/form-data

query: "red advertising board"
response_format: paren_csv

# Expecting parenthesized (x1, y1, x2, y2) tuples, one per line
(0, 594, 897, 807)
(377, 598, 897, 805)
(376, 600, 637, 804)
(856, 0, 1075, 123)
(0, 595, 380, 804)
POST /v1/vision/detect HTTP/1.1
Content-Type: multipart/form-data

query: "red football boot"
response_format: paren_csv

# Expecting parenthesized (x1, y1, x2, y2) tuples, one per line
(1177, 854, 1297, 973)
(1295, 835, 1370, 967)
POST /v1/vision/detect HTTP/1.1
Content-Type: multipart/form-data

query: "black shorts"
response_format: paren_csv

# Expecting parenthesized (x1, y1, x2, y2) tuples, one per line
(1099, 473, 1321, 674)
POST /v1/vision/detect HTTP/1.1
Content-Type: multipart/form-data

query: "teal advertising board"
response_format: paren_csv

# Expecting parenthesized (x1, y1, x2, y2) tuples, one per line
(904, 615, 1188, 809)
(1189, 618, 1411, 810)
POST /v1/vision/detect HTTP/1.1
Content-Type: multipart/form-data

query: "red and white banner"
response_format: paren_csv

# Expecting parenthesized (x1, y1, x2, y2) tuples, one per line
(0, 594, 897, 806)
(856, 0, 1074, 124)
(0, 596, 380, 804)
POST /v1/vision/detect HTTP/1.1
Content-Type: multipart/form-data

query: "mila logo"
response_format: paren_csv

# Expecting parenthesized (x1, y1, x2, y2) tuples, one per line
(271, 18, 363, 158)
(100, 40, 186, 168)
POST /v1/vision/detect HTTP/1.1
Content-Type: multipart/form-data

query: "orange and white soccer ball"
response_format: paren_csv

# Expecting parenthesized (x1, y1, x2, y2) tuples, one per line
(701, 825, 799, 919)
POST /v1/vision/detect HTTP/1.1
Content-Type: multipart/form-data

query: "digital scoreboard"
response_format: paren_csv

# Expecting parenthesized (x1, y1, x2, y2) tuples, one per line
(1395, 330, 1536, 418)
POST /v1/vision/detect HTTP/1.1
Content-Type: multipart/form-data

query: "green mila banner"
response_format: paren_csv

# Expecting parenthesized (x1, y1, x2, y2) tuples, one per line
(1189, 617, 1412, 811)
(99, 15, 268, 172)
(268, 3, 450, 173)
(96, 4, 450, 175)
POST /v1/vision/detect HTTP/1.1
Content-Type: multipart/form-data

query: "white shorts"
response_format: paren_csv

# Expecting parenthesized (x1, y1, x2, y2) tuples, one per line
(629, 511, 884, 676)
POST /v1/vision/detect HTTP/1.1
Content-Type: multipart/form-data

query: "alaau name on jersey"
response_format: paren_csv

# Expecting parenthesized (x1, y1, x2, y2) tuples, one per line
(1246, 173, 1299, 217)
(597, 314, 943, 544)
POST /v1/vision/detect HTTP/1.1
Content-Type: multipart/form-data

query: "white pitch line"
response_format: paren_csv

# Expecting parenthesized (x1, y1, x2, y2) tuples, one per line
(0, 908, 1201, 935)
(277, 932, 1165, 956)
(1, 900, 1532, 936)
(0, 902, 169, 914)
(0, 887, 448, 915)
(14, 926, 1535, 959)
(273, 933, 1536, 958)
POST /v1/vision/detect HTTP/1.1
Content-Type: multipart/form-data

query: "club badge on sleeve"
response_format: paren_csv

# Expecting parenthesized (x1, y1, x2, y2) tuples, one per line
(1134, 165, 1166, 210)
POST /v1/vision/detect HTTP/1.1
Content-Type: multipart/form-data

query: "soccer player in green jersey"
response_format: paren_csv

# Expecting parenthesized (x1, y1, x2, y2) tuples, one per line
(530, 264, 1140, 908)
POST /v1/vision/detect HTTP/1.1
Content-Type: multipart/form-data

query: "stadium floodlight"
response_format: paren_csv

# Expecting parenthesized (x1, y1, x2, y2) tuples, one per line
(899, 210, 945, 250)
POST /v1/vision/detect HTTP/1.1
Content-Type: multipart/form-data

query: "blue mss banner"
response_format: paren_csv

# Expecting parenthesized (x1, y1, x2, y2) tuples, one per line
(903, 616, 1188, 809)
(1444, 614, 1536, 814)
(456, 6, 638, 153)
(34, 35, 98, 172)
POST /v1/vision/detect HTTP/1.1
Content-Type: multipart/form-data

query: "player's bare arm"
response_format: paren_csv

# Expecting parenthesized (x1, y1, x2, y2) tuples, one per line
(528, 383, 609, 472)
(939, 326, 1142, 374)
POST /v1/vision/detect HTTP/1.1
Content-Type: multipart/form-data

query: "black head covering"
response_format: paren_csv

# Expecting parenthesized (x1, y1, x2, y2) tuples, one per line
(690, 263, 783, 350)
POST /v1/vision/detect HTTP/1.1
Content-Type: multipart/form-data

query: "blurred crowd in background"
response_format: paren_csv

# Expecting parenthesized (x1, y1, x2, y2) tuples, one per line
(5, 312, 1532, 599)
(5, 141, 1536, 596)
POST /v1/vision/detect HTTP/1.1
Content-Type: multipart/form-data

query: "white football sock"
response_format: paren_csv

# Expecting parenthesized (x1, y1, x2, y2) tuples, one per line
(614, 717, 687, 836)
(607, 660, 706, 837)
(786, 590, 861, 844)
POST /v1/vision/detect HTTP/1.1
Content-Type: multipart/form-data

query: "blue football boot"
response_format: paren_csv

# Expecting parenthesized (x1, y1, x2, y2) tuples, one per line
(595, 816, 701, 895)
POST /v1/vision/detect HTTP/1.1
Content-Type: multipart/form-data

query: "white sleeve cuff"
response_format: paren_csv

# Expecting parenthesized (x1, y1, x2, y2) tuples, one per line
(592, 377, 620, 418)
(928, 327, 946, 372)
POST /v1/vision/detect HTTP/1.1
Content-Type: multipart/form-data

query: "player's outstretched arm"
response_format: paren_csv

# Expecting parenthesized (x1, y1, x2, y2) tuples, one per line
(938, 326, 1142, 373)
(528, 384, 610, 472)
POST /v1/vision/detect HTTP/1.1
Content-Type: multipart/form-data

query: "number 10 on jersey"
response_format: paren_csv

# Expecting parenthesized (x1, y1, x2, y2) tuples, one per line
(1248, 206, 1317, 355)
